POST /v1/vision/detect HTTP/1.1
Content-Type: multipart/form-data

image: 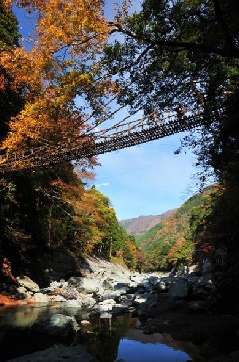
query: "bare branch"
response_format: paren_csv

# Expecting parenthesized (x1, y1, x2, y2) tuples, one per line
(112, 23, 239, 58)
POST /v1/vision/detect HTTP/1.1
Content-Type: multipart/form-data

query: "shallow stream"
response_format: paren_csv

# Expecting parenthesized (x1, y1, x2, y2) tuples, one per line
(0, 304, 196, 361)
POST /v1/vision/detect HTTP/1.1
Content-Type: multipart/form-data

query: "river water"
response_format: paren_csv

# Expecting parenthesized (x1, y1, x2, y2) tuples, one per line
(0, 304, 194, 361)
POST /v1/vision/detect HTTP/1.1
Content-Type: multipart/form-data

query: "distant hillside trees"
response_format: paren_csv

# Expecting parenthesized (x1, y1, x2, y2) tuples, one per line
(137, 185, 222, 272)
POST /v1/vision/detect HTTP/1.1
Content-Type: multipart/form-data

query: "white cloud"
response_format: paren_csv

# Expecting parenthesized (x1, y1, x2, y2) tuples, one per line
(96, 182, 110, 188)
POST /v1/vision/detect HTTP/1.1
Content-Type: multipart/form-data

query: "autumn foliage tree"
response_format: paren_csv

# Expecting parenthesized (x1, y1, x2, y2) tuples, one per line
(0, 0, 112, 168)
(0, 0, 136, 285)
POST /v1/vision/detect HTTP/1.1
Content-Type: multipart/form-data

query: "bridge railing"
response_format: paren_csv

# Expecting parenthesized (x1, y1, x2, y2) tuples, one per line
(0, 106, 224, 172)
(93, 106, 201, 143)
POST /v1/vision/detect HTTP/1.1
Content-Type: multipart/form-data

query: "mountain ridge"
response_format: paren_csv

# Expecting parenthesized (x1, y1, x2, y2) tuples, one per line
(119, 210, 176, 237)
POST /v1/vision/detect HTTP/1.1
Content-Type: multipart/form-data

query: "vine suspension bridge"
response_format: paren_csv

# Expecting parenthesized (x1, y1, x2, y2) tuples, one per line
(0, 105, 222, 173)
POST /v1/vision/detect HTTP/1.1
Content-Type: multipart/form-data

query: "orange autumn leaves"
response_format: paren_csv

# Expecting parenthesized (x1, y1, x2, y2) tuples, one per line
(0, 0, 127, 167)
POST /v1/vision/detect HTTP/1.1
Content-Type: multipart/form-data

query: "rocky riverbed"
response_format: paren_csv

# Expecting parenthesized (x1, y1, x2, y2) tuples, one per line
(1, 256, 239, 361)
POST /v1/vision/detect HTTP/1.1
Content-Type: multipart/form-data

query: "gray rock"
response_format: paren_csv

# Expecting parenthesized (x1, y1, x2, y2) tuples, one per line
(154, 276, 189, 298)
(112, 303, 129, 314)
(6, 345, 99, 361)
(16, 276, 40, 292)
(30, 293, 50, 304)
(134, 293, 159, 315)
(30, 313, 79, 342)
(68, 277, 104, 295)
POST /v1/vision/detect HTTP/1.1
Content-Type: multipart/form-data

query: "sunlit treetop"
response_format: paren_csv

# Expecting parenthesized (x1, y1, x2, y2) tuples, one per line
(0, 0, 131, 168)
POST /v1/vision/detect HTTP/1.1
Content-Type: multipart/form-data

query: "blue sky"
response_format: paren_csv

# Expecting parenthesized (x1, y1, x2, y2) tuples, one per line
(92, 132, 200, 221)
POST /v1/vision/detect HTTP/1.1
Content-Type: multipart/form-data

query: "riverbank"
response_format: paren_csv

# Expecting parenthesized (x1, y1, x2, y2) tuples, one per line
(1, 256, 239, 361)
(0, 294, 20, 306)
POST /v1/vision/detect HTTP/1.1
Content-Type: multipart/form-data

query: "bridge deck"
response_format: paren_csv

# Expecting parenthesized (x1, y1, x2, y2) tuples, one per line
(0, 110, 219, 172)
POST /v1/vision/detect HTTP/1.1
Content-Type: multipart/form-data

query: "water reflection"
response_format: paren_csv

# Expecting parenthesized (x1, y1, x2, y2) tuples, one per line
(116, 338, 191, 362)
(0, 304, 50, 327)
(0, 303, 90, 327)
(0, 304, 193, 362)
(116, 329, 193, 362)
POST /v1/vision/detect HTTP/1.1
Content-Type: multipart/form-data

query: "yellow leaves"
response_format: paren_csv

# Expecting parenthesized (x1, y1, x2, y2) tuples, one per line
(1, 1, 130, 170)
(1, 93, 75, 150)
(0, 47, 42, 93)
(1, 102, 50, 152)
(62, 71, 92, 87)
(34, 0, 109, 57)
(52, 180, 108, 251)
(2, 0, 110, 93)
(59, 70, 93, 100)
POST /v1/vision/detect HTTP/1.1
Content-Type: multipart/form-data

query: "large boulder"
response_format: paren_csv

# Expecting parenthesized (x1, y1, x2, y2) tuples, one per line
(16, 276, 40, 293)
(30, 313, 79, 343)
(68, 277, 104, 295)
(133, 293, 159, 315)
(153, 276, 189, 298)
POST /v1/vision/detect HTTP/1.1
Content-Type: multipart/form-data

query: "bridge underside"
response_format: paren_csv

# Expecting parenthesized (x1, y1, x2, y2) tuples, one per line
(93, 113, 205, 156)
(0, 112, 216, 173)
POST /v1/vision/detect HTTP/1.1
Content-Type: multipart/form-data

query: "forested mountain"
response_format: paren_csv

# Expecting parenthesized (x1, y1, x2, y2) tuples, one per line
(120, 210, 175, 238)
(136, 184, 222, 272)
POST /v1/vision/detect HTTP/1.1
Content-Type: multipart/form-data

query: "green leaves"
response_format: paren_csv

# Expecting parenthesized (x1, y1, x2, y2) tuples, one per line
(0, 1, 19, 49)
(0, 2, 24, 139)
(104, 0, 239, 122)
